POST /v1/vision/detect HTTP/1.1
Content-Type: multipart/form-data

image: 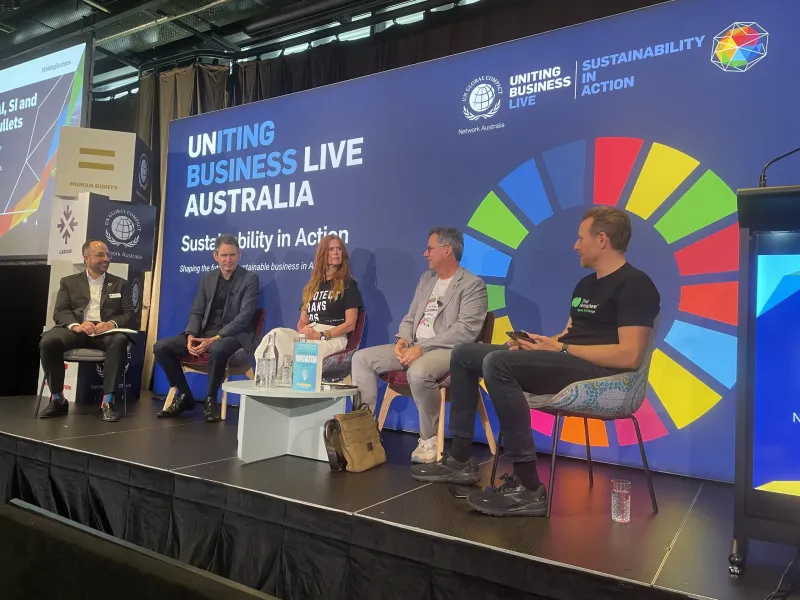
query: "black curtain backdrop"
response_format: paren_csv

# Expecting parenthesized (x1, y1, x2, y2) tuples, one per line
(0, 432, 681, 600)
(0, 264, 49, 396)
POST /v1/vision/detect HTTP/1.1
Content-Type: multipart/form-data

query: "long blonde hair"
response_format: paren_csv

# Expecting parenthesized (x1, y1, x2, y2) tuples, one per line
(301, 235, 351, 308)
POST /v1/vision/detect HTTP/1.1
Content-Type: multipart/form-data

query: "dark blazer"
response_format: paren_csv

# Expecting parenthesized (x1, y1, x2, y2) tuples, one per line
(53, 272, 134, 329)
(184, 267, 261, 354)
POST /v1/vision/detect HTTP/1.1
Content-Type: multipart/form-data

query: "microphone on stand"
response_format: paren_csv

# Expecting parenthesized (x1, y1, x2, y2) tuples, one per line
(759, 146, 800, 187)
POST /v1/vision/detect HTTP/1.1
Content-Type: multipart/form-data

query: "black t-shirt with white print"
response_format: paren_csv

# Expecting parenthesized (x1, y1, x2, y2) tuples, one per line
(558, 263, 660, 346)
(305, 278, 363, 326)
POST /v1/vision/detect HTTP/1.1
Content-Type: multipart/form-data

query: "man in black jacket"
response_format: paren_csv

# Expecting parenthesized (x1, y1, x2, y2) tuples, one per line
(39, 240, 134, 422)
(154, 233, 260, 422)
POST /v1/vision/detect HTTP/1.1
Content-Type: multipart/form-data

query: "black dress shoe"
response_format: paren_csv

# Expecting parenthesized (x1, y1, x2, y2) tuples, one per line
(39, 398, 69, 419)
(204, 396, 221, 422)
(156, 392, 195, 418)
(100, 403, 120, 422)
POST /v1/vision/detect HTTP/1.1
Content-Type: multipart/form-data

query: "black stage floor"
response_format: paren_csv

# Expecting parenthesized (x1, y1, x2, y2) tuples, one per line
(0, 394, 795, 600)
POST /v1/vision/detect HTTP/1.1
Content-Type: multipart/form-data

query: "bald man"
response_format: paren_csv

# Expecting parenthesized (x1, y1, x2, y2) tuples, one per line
(39, 240, 134, 422)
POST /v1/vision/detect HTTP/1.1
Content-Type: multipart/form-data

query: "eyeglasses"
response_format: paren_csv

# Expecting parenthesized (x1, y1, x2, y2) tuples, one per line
(89, 252, 111, 259)
(426, 245, 450, 252)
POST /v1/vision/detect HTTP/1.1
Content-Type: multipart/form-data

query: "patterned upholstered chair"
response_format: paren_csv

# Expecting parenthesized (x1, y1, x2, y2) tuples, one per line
(489, 315, 660, 518)
(322, 309, 366, 383)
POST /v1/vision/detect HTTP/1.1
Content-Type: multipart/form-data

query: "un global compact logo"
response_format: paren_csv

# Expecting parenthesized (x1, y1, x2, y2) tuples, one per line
(105, 208, 141, 248)
(462, 76, 502, 121)
(712, 22, 768, 72)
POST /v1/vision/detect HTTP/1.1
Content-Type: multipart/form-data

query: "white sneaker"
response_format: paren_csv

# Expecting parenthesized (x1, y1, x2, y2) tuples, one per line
(411, 436, 439, 464)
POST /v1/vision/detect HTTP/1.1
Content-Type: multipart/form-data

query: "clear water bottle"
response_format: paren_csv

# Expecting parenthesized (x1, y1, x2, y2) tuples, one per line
(265, 332, 279, 388)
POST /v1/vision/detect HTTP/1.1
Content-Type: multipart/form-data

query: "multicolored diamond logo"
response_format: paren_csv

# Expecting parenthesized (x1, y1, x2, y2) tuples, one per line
(712, 22, 769, 72)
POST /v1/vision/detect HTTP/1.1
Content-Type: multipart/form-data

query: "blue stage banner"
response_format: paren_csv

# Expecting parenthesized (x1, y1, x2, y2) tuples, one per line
(86, 197, 157, 271)
(158, 0, 800, 481)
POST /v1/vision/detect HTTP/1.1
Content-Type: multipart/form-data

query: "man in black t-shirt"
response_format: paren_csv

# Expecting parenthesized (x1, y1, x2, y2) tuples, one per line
(411, 207, 660, 517)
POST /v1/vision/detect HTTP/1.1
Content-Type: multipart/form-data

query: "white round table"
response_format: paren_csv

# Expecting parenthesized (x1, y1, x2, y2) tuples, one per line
(221, 380, 359, 463)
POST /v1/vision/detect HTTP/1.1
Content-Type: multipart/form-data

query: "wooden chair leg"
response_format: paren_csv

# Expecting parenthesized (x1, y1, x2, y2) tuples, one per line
(584, 418, 594, 487)
(220, 369, 230, 421)
(377, 385, 400, 431)
(162, 386, 177, 411)
(489, 433, 503, 491)
(244, 367, 255, 380)
(546, 412, 562, 518)
(437, 388, 447, 459)
(477, 397, 497, 455)
(342, 374, 352, 385)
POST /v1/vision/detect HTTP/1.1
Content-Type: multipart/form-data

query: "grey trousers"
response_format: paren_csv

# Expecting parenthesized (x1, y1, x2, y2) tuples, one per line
(351, 344, 451, 440)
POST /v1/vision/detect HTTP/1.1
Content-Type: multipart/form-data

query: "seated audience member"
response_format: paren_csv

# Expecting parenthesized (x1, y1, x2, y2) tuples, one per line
(257, 234, 362, 363)
(39, 240, 134, 423)
(154, 233, 260, 422)
(411, 207, 660, 517)
(352, 227, 488, 464)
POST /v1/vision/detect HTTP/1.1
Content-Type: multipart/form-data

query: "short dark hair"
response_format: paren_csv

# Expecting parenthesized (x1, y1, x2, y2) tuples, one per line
(581, 207, 632, 252)
(82, 240, 104, 255)
(429, 227, 464, 261)
(214, 233, 239, 251)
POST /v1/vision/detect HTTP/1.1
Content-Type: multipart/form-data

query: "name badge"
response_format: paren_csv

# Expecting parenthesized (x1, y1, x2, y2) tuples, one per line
(109, 293, 122, 298)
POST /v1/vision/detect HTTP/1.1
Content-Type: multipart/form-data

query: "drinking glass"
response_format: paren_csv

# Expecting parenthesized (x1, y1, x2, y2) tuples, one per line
(611, 479, 631, 523)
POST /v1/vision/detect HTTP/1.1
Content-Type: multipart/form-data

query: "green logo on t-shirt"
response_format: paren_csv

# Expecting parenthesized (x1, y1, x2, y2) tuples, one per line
(572, 297, 582, 307)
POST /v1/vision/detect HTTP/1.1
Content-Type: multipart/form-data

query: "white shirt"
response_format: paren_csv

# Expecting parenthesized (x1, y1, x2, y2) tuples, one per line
(415, 276, 452, 340)
(85, 271, 105, 322)
(69, 271, 113, 331)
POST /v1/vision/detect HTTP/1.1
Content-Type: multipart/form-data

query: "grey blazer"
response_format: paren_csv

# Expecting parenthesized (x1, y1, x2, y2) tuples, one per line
(184, 267, 261, 354)
(396, 266, 488, 352)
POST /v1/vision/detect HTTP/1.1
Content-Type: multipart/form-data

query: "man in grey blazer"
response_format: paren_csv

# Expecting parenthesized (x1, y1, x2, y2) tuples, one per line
(352, 227, 488, 463)
(154, 233, 260, 422)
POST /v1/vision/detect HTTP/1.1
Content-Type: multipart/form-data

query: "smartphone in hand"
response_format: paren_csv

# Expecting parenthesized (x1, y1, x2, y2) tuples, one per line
(506, 330, 534, 342)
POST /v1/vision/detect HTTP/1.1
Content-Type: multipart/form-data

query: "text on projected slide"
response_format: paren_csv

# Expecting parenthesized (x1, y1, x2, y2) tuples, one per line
(0, 94, 39, 133)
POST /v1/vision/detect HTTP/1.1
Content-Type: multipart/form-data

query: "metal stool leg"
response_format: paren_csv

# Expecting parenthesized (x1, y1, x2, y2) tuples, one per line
(35, 376, 46, 417)
(584, 418, 594, 487)
(546, 412, 562, 518)
(632, 415, 658, 513)
(489, 433, 503, 491)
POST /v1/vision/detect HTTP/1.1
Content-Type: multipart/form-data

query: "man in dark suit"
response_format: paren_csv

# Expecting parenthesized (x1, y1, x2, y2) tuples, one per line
(39, 240, 134, 423)
(154, 233, 260, 422)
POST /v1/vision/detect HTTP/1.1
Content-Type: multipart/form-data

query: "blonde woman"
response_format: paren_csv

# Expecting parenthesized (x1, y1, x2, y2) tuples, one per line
(259, 234, 362, 361)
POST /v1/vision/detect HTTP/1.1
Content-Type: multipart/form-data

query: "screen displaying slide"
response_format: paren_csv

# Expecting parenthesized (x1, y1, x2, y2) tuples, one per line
(0, 42, 87, 259)
(753, 231, 800, 497)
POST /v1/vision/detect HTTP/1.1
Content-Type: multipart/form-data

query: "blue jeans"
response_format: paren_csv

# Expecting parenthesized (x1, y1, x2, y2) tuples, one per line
(448, 344, 618, 462)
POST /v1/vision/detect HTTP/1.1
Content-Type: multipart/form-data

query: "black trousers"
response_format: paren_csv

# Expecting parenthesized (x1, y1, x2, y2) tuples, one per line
(39, 328, 129, 396)
(449, 344, 619, 462)
(153, 334, 243, 399)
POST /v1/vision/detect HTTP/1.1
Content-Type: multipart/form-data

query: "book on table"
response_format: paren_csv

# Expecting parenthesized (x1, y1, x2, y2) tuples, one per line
(292, 340, 322, 392)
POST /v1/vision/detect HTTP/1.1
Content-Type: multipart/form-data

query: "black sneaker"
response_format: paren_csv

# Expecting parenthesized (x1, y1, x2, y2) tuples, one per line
(410, 453, 480, 485)
(100, 402, 119, 422)
(466, 473, 547, 517)
(39, 397, 69, 419)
